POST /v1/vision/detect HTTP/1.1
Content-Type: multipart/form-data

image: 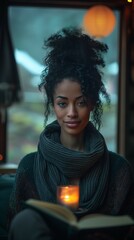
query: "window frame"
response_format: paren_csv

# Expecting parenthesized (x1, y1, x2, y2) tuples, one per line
(0, 0, 130, 164)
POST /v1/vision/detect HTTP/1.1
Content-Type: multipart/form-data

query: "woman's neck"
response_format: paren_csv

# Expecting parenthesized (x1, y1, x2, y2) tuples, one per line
(60, 132, 85, 152)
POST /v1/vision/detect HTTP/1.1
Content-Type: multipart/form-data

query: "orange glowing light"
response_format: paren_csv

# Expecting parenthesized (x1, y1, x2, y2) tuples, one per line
(83, 5, 116, 38)
(57, 185, 79, 210)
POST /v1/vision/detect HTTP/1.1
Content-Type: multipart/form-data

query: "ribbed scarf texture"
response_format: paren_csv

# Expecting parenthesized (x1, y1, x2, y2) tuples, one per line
(34, 120, 110, 212)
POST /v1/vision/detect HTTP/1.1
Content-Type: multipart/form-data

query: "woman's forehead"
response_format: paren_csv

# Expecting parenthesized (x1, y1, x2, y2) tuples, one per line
(54, 78, 82, 94)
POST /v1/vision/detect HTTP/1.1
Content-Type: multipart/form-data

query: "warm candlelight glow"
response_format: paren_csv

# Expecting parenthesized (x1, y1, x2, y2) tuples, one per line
(57, 185, 79, 210)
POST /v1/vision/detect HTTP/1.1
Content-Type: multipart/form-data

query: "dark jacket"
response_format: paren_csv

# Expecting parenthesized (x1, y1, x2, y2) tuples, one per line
(8, 151, 134, 226)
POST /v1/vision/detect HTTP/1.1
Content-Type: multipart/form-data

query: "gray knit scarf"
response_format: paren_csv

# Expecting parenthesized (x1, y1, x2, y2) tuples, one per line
(34, 120, 110, 212)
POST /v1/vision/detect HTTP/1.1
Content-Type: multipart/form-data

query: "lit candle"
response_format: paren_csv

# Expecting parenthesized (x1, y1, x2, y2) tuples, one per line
(57, 185, 79, 210)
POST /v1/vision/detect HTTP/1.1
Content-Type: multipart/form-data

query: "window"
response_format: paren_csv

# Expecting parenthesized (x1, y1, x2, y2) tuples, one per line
(7, 6, 120, 164)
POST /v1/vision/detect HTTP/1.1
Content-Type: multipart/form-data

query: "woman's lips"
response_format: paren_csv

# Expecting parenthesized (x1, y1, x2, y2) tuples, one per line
(64, 121, 80, 128)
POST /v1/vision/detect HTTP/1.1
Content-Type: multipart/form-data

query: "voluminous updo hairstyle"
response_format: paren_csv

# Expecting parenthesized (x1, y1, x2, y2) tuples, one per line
(39, 27, 110, 129)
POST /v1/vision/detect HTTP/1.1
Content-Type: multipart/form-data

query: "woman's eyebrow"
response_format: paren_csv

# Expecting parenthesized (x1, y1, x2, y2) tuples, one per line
(56, 96, 67, 99)
(56, 95, 83, 100)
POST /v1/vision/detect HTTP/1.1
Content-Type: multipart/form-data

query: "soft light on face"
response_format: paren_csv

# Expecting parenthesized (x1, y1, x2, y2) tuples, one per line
(53, 78, 93, 137)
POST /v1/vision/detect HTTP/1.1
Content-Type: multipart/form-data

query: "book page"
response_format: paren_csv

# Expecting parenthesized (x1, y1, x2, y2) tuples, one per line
(78, 214, 134, 230)
(26, 199, 77, 223)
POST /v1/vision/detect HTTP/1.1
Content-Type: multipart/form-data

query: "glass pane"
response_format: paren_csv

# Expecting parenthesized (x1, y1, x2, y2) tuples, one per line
(7, 7, 120, 164)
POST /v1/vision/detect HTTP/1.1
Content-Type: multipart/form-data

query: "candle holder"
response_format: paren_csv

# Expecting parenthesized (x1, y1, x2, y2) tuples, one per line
(57, 185, 79, 211)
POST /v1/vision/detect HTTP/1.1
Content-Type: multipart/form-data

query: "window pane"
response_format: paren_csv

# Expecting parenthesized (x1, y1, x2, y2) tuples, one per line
(7, 7, 120, 164)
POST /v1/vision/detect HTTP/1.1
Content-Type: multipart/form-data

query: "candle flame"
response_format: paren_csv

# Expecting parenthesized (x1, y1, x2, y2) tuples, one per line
(57, 185, 79, 209)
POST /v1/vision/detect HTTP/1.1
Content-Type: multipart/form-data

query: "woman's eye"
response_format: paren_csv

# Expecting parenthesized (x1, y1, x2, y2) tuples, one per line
(58, 102, 67, 108)
(77, 100, 87, 106)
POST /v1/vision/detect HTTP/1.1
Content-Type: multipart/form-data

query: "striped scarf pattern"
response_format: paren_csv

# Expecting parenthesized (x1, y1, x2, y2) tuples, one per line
(34, 120, 110, 212)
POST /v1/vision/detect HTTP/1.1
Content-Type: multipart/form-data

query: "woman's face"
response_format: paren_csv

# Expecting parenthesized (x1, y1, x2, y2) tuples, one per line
(53, 78, 93, 137)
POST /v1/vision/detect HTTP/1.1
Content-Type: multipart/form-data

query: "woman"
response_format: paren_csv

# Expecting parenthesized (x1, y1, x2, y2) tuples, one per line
(8, 27, 134, 240)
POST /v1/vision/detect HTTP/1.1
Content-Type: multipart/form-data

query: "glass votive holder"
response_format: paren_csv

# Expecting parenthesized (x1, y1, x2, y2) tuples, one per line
(57, 185, 79, 211)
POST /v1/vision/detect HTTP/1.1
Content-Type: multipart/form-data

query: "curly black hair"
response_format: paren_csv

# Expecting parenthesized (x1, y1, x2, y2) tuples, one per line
(39, 27, 110, 129)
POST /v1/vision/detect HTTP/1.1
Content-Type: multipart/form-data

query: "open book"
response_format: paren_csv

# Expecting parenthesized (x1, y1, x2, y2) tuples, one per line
(25, 199, 134, 239)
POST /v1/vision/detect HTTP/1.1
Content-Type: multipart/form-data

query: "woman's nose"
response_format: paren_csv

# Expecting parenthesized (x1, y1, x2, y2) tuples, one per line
(67, 105, 78, 118)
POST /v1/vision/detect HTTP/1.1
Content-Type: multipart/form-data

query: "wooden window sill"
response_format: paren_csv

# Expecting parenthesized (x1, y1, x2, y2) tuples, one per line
(0, 163, 18, 174)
